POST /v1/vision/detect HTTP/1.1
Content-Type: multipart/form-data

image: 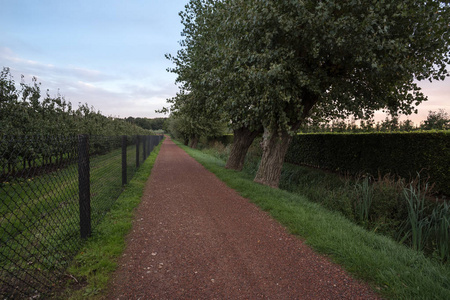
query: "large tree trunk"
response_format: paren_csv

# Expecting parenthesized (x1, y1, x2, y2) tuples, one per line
(254, 91, 318, 188)
(254, 128, 293, 188)
(225, 127, 261, 171)
(189, 135, 199, 149)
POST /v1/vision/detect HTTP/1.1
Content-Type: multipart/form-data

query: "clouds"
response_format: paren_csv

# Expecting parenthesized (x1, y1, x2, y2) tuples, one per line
(1, 47, 106, 80)
(0, 0, 447, 123)
(1, 46, 176, 118)
(0, 0, 187, 119)
(408, 79, 450, 123)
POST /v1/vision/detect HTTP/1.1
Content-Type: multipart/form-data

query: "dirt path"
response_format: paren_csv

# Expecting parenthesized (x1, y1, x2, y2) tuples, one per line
(107, 137, 380, 299)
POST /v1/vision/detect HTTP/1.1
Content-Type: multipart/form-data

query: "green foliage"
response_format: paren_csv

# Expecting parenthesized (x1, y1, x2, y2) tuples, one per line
(421, 109, 450, 131)
(431, 201, 450, 262)
(285, 132, 450, 195)
(299, 110, 450, 133)
(399, 179, 434, 252)
(126, 117, 167, 131)
(169, 0, 450, 131)
(207, 134, 234, 147)
(164, 114, 190, 144)
(0, 67, 152, 137)
(168, 0, 450, 186)
(398, 177, 450, 262)
(354, 176, 374, 224)
(164, 112, 226, 147)
(300, 115, 421, 133)
(163, 0, 228, 144)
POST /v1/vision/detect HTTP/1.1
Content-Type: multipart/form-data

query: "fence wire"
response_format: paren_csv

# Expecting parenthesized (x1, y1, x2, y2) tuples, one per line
(0, 134, 163, 298)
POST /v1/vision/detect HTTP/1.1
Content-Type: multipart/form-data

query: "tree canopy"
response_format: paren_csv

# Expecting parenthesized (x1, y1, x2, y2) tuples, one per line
(167, 0, 450, 186)
(421, 109, 450, 130)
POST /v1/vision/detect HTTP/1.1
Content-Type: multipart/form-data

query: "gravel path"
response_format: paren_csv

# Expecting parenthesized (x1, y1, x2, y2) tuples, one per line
(107, 137, 380, 299)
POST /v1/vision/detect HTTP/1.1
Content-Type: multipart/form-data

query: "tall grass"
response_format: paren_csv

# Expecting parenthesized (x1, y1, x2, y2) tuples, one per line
(431, 201, 450, 262)
(399, 178, 433, 252)
(397, 176, 450, 262)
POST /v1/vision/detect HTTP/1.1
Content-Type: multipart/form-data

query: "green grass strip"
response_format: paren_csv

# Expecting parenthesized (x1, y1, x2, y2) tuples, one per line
(58, 141, 163, 299)
(178, 142, 450, 299)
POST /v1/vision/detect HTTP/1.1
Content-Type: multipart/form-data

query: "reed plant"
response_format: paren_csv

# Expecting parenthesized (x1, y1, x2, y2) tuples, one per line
(354, 176, 374, 224)
(399, 180, 433, 252)
(430, 201, 450, 262)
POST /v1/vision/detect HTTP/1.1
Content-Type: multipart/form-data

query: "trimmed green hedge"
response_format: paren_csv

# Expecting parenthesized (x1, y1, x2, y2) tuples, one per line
(285, 131, 450, 195)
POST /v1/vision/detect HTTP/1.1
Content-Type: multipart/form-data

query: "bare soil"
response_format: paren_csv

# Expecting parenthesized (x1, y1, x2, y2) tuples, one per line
(107, 137, 380, 299)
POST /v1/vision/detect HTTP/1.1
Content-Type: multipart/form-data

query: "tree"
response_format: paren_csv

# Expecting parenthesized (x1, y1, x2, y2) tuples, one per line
(399, 119, 416, 132)
(170, 1, 450, 187)
(380, 116, 400, 132)
(421, 109, 450, 130)
(164, 0, 227, 148)
(360, 119, 376, 132)
(126, 117, 167, 131)
(165, 0, 264, 167)
(165, 114, 190, 145)
(229, 1, 449, 187)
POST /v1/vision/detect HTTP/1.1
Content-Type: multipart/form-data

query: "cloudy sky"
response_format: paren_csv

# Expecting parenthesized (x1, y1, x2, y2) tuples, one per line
(1, 0, 449, 123)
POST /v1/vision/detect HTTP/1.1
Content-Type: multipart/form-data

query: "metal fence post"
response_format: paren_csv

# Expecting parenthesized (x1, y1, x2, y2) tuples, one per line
(136, 135, 140, 168)
(122, 135, 127, 185)
(149, 136, 154, 153)
(142, 135, 147, 162)
(78, 134, 91, 239)
(152, 136, 155, 151)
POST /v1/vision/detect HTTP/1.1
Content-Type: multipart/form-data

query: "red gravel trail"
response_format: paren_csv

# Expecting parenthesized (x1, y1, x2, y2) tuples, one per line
(107, 137, 380, 299)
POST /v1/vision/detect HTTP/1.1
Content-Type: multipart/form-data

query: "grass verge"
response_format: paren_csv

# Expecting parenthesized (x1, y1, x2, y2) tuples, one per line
(178, 142, 450, 299)
(57, 141, 162, 299)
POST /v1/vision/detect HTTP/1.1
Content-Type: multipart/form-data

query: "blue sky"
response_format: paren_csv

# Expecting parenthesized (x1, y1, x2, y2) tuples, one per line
(1, 0, 449, 123)
(1, 0, 186, 118)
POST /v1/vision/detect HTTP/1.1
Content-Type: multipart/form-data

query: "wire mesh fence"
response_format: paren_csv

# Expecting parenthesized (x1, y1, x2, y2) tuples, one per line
(0, 134, 163, 298)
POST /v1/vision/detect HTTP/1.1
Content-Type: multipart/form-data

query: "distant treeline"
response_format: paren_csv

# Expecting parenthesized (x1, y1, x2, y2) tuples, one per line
(0, 67, 154, 137)
(125, 117, 167, 131)
(300, 110, 450, 133)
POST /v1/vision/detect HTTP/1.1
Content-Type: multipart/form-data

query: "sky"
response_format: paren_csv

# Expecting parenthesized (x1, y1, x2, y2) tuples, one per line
(0, 0, 449, 124)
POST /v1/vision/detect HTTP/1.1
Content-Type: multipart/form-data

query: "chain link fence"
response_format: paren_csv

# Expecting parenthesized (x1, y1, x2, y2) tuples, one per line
(0, 134, 163, 298)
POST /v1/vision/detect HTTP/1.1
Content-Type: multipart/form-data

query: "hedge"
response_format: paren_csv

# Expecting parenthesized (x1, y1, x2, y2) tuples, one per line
(210, 131, 449, 195)
(285, 132, 450, 195)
